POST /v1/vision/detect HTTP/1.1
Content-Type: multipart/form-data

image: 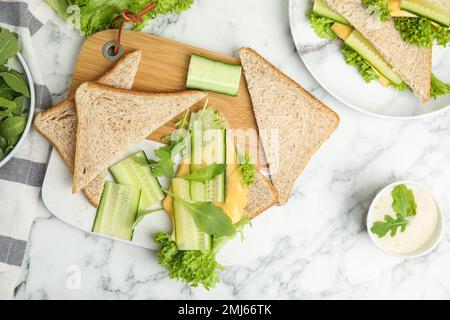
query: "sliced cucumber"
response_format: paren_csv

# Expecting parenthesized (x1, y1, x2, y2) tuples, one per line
(172, 178, 211, 251)
(203, 128, 226, 203)
(401, 0, 450, 26)
(186, 54, 242, 96)
(345, 30, 403, 85)
(313, 0, 350, 25)
(93, 182, 141, 241)
(109, 151, 164, 211)
(191, 119, 208, 202)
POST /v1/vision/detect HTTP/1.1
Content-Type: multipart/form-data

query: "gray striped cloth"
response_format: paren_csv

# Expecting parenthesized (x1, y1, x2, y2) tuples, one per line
(0, 0, 54, 299)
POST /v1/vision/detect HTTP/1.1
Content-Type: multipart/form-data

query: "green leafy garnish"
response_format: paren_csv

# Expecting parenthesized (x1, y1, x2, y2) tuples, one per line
(308, 12, 336, 39)
(371, 184, 417, 238)
(431, 74, 450, 99)
(45, 0, 195, 36)
(391, 184, 417, 217)
(0, 28, 27, 162)
(342, 45, 378, 83)
(155, 216, 250, 289)
(394, 17, 450, 47)
(167, 190, 235, 237)
(180, 164, 226, 183)
(0, 28, 20, 65)
(147, 145, 175, 177)
(0, 71, 30, 97)
(390, 81, 410, 92)
(132, 208, 163, 230)
(371, 214, 408, 237)
(238, 153, 255, 187)
(155, 232, 222, 289)
(362, 0, 390, 21)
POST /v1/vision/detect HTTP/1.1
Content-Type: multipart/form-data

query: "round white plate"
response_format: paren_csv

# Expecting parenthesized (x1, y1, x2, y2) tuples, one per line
(289, 0, 450, 118)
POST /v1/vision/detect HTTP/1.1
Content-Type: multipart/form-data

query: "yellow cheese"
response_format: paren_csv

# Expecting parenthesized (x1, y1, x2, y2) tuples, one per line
(388, 0, 402, 12)
(214, 163, 248, 224)
(331, 23, 354, 40)
(390, 10, 419, 17)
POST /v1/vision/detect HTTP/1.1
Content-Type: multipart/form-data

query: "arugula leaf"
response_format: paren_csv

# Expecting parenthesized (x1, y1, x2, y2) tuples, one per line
(132, 208, 164, 230)
(371, 214, 408, 238)
(392, 184, 417, 217)
(362, 0, 390, 21)
(342, 45, 378, 83)
(370, 184, 417, 238)
(148, 145, 174, 177)
(308, 12, 336, 39)
(0, 28, 20, 65)
(238, 153, 255, 186)
(168, 191, 236, 237)
(180, 164, 226, 183)
(0, 71, 30, 97)
(431, 74, 450, 99)
(0, 115, 25, 139)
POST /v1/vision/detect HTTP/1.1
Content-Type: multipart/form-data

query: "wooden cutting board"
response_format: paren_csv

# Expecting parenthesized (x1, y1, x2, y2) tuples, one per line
(70, 29, 265, 165)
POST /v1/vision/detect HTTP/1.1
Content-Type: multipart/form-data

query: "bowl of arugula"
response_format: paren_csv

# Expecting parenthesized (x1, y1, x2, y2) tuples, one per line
(0, 28, 35, 167)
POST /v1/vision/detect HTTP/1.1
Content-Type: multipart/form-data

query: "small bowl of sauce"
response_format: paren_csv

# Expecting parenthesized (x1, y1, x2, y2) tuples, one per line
(367, 181, 444, 258)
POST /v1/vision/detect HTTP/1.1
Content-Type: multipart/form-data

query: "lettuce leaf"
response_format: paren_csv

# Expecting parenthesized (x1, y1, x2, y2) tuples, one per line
(154, 217, 250, 289)
(45, 0, 194, 36)
(341, 45, 378, 83)
(155, 232, 222, 289)
(308, 12, 336, 39)
(394, 17, 450, 47)
(431, 74, 450, 99)
(362, 0, 390, 21)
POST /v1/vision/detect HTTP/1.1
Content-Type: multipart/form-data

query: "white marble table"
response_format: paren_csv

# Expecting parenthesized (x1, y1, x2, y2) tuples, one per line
(14, 0, 450, 299)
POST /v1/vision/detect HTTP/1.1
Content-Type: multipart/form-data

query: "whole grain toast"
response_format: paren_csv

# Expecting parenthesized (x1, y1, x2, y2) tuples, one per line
(325, 0, 432, 103)
(239, 48, 339, 205)
(34, 50, 142, 206)
(73, 83, 207, 193)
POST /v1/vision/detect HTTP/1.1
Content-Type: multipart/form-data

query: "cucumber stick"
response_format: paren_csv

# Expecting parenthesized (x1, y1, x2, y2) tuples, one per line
(173, 178, 211, 250)
(401, 0, 450, 26)
(109, 151, 164, 211)
(345, 30, 403, 85)
(186, 54, 242, 96)
(313, 0, 350, 25)
(93, 182, 140, 241)
(190, 120, 226, 203)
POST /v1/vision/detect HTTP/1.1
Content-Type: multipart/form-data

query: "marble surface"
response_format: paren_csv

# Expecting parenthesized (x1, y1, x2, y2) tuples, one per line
(13, 0, 450, 299)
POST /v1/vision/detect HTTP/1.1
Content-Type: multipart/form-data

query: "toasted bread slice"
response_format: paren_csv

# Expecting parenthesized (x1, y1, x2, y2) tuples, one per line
(246, 170, 279, 219)
(34, 50, 142, 206)
(239, 48, 339, 205)
(324, 0, 432, 103)
(73, 83, 207, 192)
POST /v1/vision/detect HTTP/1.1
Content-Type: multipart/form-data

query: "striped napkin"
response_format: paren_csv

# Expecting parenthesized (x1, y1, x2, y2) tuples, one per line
(0, 0, 55, 299)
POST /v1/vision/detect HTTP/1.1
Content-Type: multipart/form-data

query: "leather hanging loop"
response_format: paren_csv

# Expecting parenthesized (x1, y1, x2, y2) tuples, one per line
(111, 2, 157, 56)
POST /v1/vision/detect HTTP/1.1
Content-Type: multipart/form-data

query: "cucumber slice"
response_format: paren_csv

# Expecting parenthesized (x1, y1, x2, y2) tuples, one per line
(313, 0, 350, 25)
(186, 54, 242, 96)
(93, 182, 141, 241)
(191, 120, 208, 202)
(203, 128, 226, 203)
(173, 178, 211, 251)
(345, 30, 403, 85)
(109, 151, 164, 211)
(401, 0, 450, 26)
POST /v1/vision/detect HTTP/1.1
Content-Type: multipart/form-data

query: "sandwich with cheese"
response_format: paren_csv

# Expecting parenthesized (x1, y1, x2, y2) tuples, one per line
(309, 0, 450, 102)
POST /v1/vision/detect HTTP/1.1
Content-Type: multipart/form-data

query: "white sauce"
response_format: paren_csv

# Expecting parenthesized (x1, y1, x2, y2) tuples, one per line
(369, 184, 439, 255)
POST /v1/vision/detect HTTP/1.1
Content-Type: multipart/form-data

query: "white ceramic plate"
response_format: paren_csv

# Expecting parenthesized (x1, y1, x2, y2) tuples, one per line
(0, 53, 35, 167)
(42, 141, 244, 264)
(289, 0, 450, 118)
